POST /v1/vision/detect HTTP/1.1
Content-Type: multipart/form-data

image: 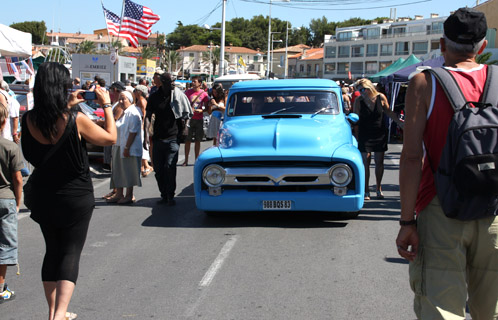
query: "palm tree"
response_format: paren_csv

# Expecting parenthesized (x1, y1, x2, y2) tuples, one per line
(109, 39, 124, 55)
(202, 47, 229, 77)
(77, 40, 96, 54)
(162, 50, 181, 72)
(140, 46, 157, 60)
(476, 52, 498, 65)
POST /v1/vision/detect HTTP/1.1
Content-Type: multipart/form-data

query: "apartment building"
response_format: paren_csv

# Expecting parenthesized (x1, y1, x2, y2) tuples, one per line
(177, 45, 264, 77)
(271, 44, 310, 79)
(323, 14, 447, 80)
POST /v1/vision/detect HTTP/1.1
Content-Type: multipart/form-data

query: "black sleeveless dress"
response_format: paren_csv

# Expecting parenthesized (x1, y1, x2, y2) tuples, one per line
(357, 95, 388, 153)
(21, 111, 94, 227)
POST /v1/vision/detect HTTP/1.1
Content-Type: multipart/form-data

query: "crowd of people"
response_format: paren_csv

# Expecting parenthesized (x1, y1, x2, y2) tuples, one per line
(0, 7, 496, 320)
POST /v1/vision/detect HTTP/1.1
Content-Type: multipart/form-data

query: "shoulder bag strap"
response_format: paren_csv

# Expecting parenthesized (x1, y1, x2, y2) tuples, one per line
(38, 112, 76, 168)
(426, 67, 467, 112)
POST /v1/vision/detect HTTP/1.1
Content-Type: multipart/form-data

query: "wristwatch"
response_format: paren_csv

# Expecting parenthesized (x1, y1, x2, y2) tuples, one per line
(399, 219, 417, 226)
(103, 104, 112, 108)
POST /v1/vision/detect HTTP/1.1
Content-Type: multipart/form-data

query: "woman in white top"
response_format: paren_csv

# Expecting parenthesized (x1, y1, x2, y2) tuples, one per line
(107, 91, 143, 204)
(206, 84, 226, 146)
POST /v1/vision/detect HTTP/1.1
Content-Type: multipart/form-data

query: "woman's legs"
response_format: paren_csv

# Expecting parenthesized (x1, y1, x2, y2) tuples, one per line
(374, 152, 385, 193)
(361, 152, 372, 195)
(40, 212, 92, 320)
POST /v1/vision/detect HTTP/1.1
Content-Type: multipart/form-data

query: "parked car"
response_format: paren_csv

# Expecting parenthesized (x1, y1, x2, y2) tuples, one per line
(194, 79, 364, 217)
(15, 93, 28, 116)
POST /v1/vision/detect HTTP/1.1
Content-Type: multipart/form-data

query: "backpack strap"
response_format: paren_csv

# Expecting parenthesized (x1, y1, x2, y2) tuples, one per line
(482, 65, 498, 106)
(425, 67, 467, 112)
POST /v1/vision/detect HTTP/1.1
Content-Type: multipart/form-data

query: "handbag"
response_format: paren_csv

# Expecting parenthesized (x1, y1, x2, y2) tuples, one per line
(24, 113, 75, 210)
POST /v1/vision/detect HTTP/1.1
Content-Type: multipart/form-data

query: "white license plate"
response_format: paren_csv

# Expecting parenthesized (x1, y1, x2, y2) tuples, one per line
(262, 200, 292, 210)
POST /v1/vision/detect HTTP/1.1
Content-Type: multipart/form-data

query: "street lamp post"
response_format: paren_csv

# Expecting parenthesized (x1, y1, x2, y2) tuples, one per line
(219, 0, 227, 77)
(285, 21, 289, 78)
(271, 35, 283, 75)
(267, 0, 291, 78)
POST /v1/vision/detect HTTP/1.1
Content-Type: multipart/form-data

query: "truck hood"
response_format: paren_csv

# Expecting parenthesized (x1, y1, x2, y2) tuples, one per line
(218, 116, 353, 160)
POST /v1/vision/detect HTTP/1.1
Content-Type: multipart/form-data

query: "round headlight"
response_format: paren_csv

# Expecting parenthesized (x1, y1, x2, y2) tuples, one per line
(330, 164, 352, 187)
(203, 165, 226, 187)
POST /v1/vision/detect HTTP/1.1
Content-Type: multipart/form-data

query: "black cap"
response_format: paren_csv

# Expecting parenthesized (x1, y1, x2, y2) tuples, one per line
(444, 8, 487, 44)
(110, 81, 126, 92)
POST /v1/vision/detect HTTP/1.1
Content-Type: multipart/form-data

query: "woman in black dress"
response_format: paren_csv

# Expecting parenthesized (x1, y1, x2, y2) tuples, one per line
(22, 62, 116, 320)
(353, 78, 404, 200)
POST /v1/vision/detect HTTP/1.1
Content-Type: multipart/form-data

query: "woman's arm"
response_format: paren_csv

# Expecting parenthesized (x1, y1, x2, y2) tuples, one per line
(76, 87, 117, 146)
(380, 94, 404, 128)
(123, 132, 138, 157)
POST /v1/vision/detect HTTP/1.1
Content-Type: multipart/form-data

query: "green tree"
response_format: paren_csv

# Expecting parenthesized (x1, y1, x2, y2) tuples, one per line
(77, 40, 96, 54)
(10, 21, 47, 44)
(309, 17, 337, 47)
(140, 46, 157, 59)
(476, 52, 498, 65)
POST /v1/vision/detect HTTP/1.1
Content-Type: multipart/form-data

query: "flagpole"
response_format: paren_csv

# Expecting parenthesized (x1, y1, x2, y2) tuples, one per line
(117, 0, 126, 43)
(101, 0, 114, 51)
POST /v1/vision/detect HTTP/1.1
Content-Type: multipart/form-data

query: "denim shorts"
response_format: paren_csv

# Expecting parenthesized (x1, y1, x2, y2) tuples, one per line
(0, 199, 17, 266)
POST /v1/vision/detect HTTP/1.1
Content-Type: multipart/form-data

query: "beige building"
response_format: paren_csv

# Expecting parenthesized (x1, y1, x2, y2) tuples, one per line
(294, 48, 324, 78)
(475, 0, 498, 48)
(177, 45, 264, 77)
(271, 44, 310, 79)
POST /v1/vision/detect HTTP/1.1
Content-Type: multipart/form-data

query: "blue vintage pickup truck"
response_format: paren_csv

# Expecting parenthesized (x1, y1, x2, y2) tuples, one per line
(194, 79, 364, 217)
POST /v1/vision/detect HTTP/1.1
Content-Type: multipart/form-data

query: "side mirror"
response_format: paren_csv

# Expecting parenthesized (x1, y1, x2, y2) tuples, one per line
(347, 113, 359, 124)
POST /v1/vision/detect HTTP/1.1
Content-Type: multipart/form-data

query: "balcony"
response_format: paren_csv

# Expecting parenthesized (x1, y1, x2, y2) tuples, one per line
(332, 29, 443, 43)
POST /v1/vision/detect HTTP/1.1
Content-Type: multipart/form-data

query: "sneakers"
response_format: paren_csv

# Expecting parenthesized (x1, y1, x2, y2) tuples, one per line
(0, 284, 15, 303)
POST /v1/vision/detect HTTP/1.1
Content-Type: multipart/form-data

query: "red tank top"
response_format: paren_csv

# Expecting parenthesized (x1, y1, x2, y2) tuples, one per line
(415, 64, 489, 214)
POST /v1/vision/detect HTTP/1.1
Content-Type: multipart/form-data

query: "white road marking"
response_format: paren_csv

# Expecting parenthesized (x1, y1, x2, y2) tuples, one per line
(199, 235, 239, 287)
(90, 241, 108, 247)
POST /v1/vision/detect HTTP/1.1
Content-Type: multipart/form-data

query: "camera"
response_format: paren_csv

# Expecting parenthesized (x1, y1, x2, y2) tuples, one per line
(81, 91, 96, 100)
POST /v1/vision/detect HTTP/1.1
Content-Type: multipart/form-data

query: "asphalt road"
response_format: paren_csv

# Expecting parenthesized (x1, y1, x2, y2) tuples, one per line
(4, 142, 424, 320)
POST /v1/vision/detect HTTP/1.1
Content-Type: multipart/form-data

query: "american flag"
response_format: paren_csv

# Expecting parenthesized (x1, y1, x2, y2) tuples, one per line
(102, 6, 139, 48)
(5, 57, 14, 75)
(122, 0, 160, 40)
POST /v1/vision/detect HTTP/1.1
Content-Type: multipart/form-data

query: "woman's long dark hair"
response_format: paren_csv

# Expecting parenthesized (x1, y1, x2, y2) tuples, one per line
(31, 62, 72, 140)
(212, 83, 225, 103)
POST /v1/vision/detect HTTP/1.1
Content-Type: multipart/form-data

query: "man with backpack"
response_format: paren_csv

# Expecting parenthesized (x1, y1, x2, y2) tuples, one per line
(397, 8, 498, 319)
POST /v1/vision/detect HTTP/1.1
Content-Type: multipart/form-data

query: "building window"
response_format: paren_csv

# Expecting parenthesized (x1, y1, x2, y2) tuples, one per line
(300, 65, 304, 72)
(315, 64, 320, 75)
(431, 40, 440, 51)
(337, 31, 352, 41)
(337, 62, 349, 73)
(351, 45, 364, 58)
(366, 61, 378, 74)
(189, 52, 194, 60)
(412, 41, 428, 54)
(431, 22, 443, 34)
(338, 46, 350, 58)
(324, 63, 336, 74)
(366, 44, 378, 57)
(395, 42, 410, 55)
(307, 65, 311, 73)
(325, 46, 336, 59)
(365, 28, 380, 40)
(253, 55, 259, 62)
(351, 62, 363, 74)
(379, 61, 392, 71)
(392, 27, 406, 36)
(408, 25, 425, 33)
(380, 44, 393, 56)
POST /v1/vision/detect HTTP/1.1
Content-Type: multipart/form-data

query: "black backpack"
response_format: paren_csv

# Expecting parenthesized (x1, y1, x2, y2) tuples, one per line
(425, 65, 498, 220)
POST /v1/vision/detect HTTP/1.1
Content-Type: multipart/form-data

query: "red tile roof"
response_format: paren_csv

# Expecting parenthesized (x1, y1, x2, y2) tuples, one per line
(300, 48, 323, 60)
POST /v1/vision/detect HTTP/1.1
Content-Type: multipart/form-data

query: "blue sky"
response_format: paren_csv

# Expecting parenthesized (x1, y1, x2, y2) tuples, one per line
(0, 0, 480, 36)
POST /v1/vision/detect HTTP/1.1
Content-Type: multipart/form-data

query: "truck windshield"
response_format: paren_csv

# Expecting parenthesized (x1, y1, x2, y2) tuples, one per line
(227, 91, 340, 116)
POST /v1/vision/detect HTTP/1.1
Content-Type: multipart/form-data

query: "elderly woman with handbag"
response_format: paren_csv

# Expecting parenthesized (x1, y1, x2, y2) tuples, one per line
(106, 91, 143, 204)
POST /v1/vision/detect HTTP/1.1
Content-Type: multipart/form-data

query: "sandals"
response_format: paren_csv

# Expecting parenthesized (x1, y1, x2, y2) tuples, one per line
(376, 190, 385, 199)
(106, 195, 124, 203)
(66, 312, 77, 320)
(117, 196, 136, 205)
(102, 191, 115, 200)
(141, 168, 152, 177)
(364, 192, 370, 200)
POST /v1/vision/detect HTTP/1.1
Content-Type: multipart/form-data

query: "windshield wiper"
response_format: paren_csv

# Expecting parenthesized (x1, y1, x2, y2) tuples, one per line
(311, 107, 332, 117)
(270, 106, 295, 115)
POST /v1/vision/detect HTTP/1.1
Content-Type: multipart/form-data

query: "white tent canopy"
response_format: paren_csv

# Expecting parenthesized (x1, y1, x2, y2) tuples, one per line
(0, 24, 32, 57)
